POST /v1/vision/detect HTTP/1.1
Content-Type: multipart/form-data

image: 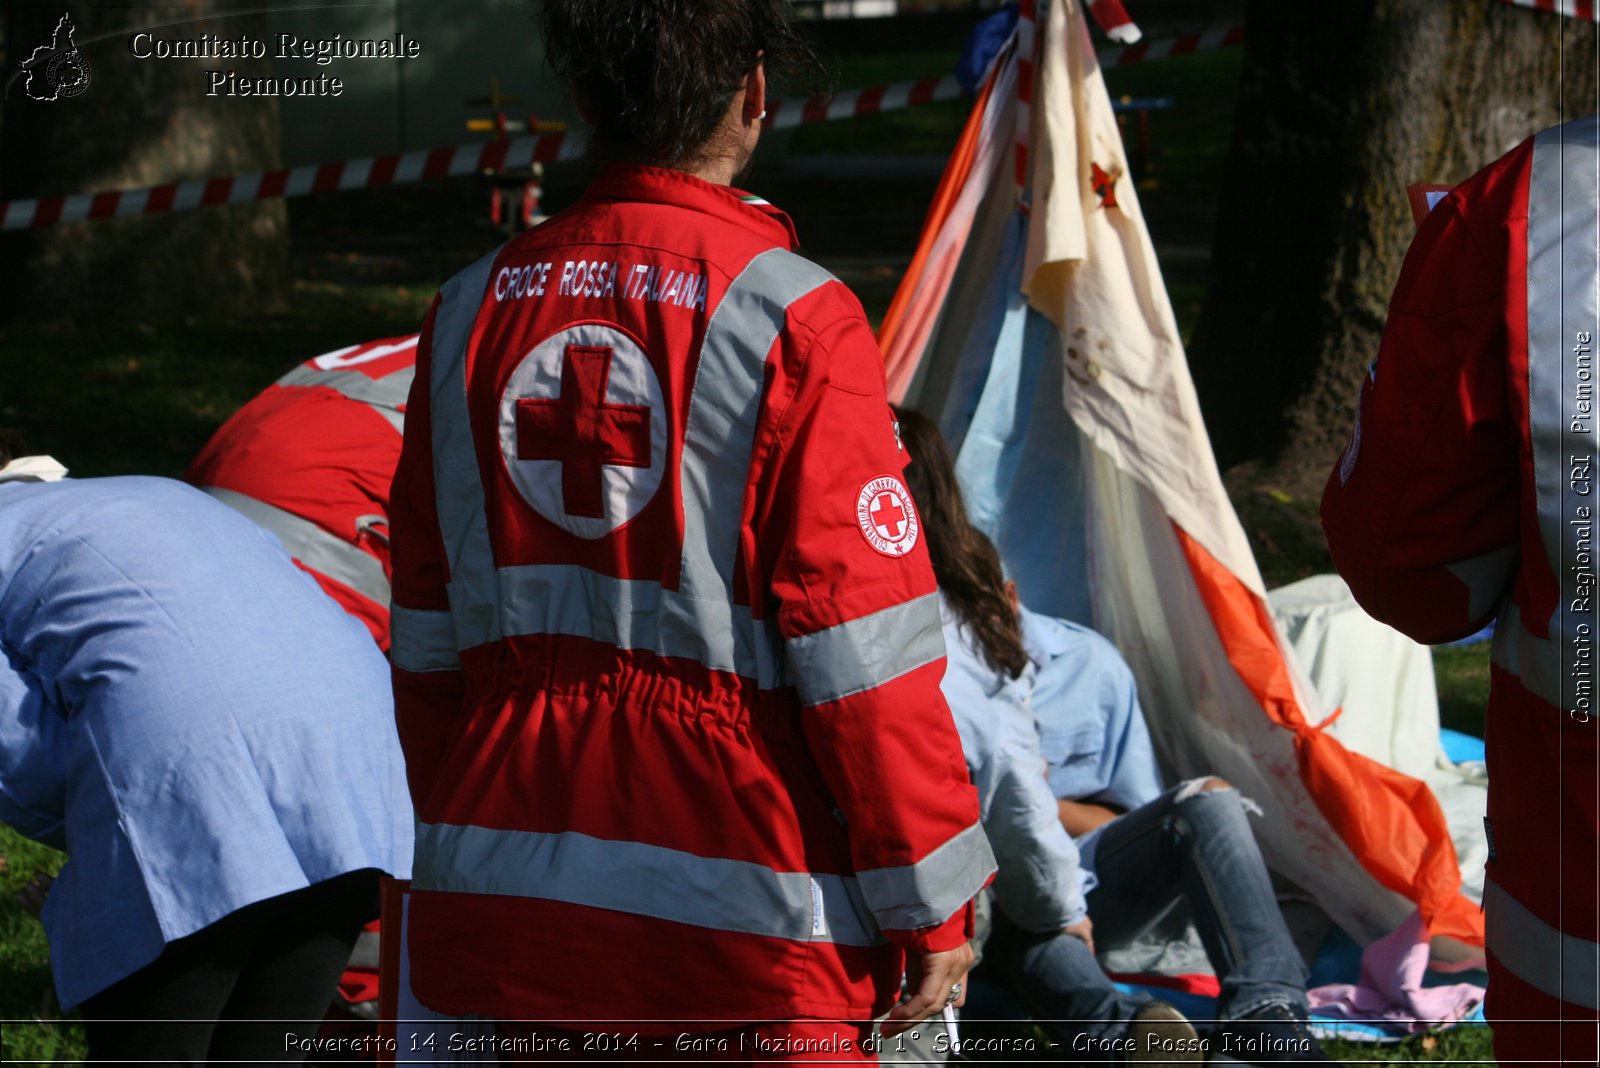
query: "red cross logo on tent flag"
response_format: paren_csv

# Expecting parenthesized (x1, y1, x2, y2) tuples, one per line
(856, 475, 919, 557)
(498, 323, 665, 539)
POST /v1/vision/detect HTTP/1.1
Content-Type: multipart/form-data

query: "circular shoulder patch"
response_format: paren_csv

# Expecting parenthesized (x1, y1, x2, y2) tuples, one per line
(856, 475, 920, 558)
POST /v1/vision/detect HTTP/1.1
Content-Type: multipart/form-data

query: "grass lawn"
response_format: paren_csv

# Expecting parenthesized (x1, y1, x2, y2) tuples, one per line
(1322, 1025, 1494, 1065)
(0, 281, 437, 481)
(0, 832, 73, 1064)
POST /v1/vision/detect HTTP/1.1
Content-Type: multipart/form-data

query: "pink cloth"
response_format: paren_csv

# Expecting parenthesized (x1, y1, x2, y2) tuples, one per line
(1308, 911, 1485, 1034)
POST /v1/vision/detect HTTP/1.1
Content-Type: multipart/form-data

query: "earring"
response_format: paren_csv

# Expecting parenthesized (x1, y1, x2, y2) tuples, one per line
(757, 109, 767, 121)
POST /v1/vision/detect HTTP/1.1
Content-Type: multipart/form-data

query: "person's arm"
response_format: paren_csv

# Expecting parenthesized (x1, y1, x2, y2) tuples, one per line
(756, 304, 996, 980)
(388, 298, 467, 803)
(1321, 183, 1519, 642)
(941, 616, 1088, 932)
(1057, 798, 1117, 837)
(0, 660, 66, 849)
(985, 676, 1092, 931)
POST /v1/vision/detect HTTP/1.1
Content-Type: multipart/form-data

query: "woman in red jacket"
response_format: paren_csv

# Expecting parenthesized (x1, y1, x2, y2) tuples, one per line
(387, 1, 996, 1058)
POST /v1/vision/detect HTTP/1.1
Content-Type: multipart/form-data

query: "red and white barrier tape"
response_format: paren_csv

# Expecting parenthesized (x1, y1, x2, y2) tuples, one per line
(1501, 0, 1599, 20)
(1097, 25, 1246, 68)
(1, 26, 1246, 232)
(0, 134, 577, 231)
(3, 75, 968, 231)
(763, 74, 965, 131)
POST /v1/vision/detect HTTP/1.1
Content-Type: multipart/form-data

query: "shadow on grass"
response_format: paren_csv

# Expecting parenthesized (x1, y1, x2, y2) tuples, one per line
(0, 827, 83, 1065)
(0, 281, 435, 480)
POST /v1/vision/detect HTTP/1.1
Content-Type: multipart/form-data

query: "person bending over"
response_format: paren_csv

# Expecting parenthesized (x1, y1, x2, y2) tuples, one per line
(0, 437, 413, 1064)
(185, 334, 420, 1029)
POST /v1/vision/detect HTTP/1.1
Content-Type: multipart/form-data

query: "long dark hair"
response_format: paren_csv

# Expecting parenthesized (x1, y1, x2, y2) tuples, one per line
(538, 0, 823, 169)
(895, 407, 1028, 679)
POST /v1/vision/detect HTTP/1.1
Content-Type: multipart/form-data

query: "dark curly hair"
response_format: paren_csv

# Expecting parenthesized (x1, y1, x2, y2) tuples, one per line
(894, 406, 1028, 680)
(537, 0, 823, 168)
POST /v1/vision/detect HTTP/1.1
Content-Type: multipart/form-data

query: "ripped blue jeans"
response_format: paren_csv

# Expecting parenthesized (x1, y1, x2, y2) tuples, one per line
(994, 783, 1309, 1042)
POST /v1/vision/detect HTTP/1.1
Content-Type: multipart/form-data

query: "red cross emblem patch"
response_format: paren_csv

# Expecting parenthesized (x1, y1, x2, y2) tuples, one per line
(498, 322, 665, 539)
(856, 475, 919, 558)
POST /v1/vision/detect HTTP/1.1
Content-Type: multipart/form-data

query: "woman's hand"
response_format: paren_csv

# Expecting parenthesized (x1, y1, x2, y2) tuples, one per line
(883, 941, 974, 1036)
(1063, 916, 1095, 956)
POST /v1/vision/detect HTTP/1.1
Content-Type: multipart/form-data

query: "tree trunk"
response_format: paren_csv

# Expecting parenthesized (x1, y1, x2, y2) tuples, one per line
(1187, 0, 1598, 499)
(1, 2, 288, 323)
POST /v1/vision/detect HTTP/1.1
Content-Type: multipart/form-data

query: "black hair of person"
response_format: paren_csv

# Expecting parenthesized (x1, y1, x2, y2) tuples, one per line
(894, 406, 1028, 679)
(0, 428, 26, 468)
(537, 0, 824, 169)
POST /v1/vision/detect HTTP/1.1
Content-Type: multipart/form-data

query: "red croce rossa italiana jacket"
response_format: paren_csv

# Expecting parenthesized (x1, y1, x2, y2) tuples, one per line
(1323, 117, 1600, 1063)
(186, 335, 417, 651)
(390, 164, 995, 1025)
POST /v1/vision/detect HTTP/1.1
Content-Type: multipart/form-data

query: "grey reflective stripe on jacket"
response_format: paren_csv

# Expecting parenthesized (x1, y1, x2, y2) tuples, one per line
(201, 486, 390, 607)
(276, 364, 415, 434)
(414, 821, 882, 946)
(1444, 545, 1518, 624)
(347, 929, 382, 971)
(412, 819, 994, 946)
(855, 821, 995, 930)
(389, 605, 458, 673)
(787, 593, 946, 707)
(1484, 880, 1600, 1009)
(1494, 117, 1600, 714)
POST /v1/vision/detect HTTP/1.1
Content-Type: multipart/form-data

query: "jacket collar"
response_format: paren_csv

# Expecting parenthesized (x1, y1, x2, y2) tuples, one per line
(0, 456, 68, 484)
(583, 163, 801, 251)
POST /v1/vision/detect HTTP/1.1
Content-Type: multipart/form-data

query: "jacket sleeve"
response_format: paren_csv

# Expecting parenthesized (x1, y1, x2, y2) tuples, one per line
(944, 614, 1087, 932)
(987, 685, 1089, 931)
(389, 298, 467, 803)
(756, 304, 996, 954)
(1321, 191, 1520, 644)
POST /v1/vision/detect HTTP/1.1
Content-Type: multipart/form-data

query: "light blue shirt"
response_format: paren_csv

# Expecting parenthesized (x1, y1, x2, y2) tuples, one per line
(1019, 606, 1163, 877)
(938, 597, 1087, 932)
(0, 477, 413, 1009)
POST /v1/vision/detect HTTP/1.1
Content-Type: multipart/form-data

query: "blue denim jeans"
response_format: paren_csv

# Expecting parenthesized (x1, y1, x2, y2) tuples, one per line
(990, 784, 1309, 1045)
